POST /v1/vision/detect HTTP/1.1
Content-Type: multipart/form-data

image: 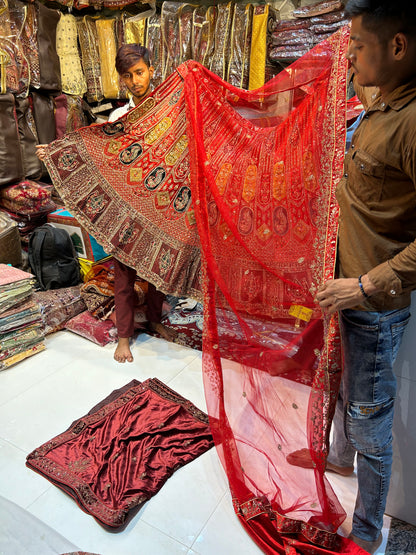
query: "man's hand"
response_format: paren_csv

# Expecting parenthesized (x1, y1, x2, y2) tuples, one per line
(316, 275, 377, 314)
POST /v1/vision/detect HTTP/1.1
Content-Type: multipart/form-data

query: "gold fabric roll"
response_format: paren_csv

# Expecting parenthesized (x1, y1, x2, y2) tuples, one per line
(249, 5, 268, 90)
(96, 18, 119, 99)
(124, 15, 146, 46)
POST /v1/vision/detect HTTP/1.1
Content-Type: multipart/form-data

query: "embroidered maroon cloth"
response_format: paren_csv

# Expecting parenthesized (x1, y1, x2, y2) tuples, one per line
(26, 378, 214, 528)
(41, 27, 366, 553)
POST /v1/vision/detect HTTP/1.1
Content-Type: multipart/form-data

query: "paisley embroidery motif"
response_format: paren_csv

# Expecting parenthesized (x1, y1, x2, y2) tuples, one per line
(118, 221, 136, 245)
(273, 206, 289, 236)
(144, 167, 166, 191)
(215, 163, 232, 195)
(242, 165, 257, 203)
(103, 121, 125, 136)
(57, 148, 80, 172)
(119, 143, 143, 165)
(173, 186, 191, 213)
(238, 206, 254, 235)
(85, 191, 108, 217)
(127, 97, 156, 123)
(273, 161, 286, 201)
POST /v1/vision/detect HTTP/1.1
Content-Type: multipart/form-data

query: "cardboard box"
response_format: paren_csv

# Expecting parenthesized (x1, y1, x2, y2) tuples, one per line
(47, 209, 108, 262)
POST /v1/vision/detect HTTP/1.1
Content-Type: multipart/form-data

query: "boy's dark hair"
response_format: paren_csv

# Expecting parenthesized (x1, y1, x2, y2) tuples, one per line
(115, 44, 151, 75)
(345, 0, 416, 43)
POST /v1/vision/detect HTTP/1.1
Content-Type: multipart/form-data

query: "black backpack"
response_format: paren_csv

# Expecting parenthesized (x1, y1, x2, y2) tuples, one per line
(28, 224, 81, 290)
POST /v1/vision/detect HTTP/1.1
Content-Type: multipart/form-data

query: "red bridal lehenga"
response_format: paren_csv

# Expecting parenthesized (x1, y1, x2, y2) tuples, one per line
(29, 26, 366, 554)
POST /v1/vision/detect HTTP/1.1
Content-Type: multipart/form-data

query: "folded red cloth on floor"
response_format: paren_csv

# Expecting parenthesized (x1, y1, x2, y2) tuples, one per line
(26, 378, 213, 529)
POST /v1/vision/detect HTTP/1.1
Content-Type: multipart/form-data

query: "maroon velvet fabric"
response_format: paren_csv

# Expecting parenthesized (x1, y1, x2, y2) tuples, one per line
(26, 378, 214, 529)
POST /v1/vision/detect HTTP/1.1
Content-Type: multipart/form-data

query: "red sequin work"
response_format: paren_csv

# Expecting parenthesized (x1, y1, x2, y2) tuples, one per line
(42, 27, 366, 554)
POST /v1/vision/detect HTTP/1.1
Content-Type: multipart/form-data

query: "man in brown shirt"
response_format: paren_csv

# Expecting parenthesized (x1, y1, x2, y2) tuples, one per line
(316, 1, 416, 553)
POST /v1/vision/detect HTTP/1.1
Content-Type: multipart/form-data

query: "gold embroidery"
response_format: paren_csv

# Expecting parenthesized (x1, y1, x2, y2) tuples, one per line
(165, 135, 188, 166)
(108, 139, 122, 154)
(293, 220, 309, 241)
(144, 117, 172, 145)
(243, 164, 257, 202)
(129, 167, 142, 182)
(0, 48, 10, 94)
(303, 151, 318, 192)
(216, 163, 232, 195)
(127, 97, 156, 123)
(156, 191, 170, 207)
(256, 223, 272, 242)
(273, 161, 286, 201)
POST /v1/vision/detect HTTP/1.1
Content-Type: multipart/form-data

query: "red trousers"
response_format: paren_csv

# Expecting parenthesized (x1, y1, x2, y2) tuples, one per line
(113, 259, 165, 338)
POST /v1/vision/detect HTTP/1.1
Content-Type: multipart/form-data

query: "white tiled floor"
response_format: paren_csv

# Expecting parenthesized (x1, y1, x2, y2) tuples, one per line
(0, 331, 392, 555)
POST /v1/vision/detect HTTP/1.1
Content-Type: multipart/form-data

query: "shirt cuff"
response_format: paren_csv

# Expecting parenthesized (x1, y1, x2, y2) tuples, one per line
(367, 262, 403, 297)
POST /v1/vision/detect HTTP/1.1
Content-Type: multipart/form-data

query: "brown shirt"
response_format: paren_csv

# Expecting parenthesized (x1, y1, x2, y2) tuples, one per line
(336, 77, 416, 310)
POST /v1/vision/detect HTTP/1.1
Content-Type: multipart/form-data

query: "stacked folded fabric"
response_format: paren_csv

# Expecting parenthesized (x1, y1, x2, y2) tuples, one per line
(0, 181, 57, 246)
(0, 264, 45, 370)
(33, 285, 86, 336)
(269, 0, 349, 64)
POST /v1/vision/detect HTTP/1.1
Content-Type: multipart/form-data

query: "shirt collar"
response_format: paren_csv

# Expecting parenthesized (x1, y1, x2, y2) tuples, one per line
(369, 77, 416, 112)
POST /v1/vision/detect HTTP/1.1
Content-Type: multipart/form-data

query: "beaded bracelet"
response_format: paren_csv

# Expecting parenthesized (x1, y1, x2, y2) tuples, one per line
(358, 275, 370, 299)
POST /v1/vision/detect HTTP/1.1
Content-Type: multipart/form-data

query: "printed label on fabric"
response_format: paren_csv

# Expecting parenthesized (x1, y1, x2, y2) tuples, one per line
(289, 305, 313, 322)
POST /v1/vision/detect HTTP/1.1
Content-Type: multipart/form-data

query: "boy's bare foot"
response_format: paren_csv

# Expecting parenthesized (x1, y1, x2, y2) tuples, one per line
(149, 321, 178, 343)
(114, 337, 133, 363)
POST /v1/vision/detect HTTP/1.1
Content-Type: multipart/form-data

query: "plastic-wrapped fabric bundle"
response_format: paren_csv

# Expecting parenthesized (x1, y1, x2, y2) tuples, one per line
(0, 181, 56, 216)
(77, 15, 103, 103)
(95, 18, 119, 99)
(40, 27, 367, 554)
(249, 4, 278, 89)
(0, 0, 29, 96)
(161, 2, 194, 82)
(8, 0, 40, 90)
(145, 13, 162, 88)
(191, 5, 216, 68)
(227, 3, 253, 89)
(209, 1, 234, 80)
(123, 12, 147, 46)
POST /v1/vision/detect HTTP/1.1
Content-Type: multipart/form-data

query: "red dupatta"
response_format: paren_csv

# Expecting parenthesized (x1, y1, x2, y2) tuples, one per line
(42, 26, 365, 554)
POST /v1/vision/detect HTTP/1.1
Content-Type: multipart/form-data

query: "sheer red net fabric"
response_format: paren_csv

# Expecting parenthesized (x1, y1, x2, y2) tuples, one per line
(42, 26, 365, 553)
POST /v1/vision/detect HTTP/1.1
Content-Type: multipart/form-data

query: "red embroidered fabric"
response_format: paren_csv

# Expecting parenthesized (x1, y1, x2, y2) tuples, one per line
(26, 378, 214, 528)
(42, 27, 366, 553)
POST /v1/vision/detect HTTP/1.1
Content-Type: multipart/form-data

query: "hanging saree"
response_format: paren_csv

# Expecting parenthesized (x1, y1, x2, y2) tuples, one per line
(191, 5, 217, 68)
(41, 27, 366, 554)
(227, 2, 253, 89)
(145, 13, 162, 88)
(209, 1, 234, 80)
(77, 16, 104, 104)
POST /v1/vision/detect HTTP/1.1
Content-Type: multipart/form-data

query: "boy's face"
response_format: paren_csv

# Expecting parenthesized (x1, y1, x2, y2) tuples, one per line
(120, 58, 154, 104)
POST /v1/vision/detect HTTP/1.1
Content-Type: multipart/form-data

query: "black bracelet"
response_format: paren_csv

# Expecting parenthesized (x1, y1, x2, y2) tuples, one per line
(358, 275, 370, 299)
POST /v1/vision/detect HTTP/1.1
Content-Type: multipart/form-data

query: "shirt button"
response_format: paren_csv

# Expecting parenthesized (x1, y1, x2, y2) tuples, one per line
(390, 289, 397, 295)
(381, 102, 386, 108)
(344, 173, 348, 178)
(351, 144, 355, 149)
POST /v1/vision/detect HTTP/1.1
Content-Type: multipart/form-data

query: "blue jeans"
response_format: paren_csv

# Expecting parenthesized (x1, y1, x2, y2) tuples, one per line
(327, 307, 410, 541)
